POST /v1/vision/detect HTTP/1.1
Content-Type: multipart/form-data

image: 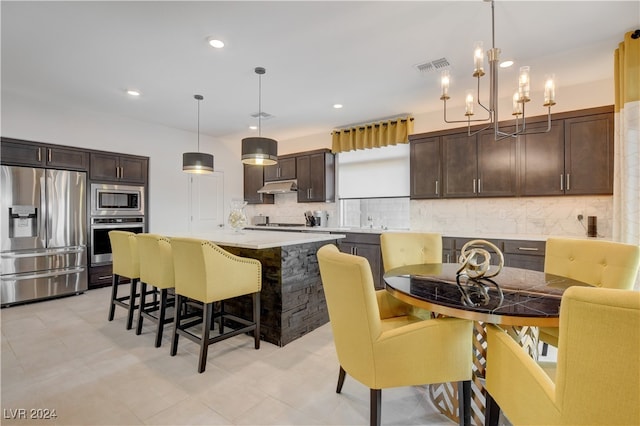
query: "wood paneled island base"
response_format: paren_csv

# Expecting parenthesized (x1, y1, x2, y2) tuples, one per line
(221, 240, 336, 346)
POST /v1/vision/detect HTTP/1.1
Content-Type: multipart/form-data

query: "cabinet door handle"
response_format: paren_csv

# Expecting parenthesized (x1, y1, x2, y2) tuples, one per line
(478, 178, 481, 194)
(97, 275, 113, 280)
(435, 180, 439, 196)
(473, 179, 477, 194)
(37, 148, 42, 162)
(518, 247, 539, 251)
(566, 173, 570, 191)
(48, 148, 52, 162)
(560, 174, 564, 191)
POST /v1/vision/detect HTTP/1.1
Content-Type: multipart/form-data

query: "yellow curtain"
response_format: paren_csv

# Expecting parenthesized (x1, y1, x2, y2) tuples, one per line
(612, 30, 640, 290)
(331, 116, 414, 153)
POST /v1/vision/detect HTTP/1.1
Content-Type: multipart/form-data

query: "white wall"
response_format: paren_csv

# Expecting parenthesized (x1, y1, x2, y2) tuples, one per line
(1, 90, 244, 233)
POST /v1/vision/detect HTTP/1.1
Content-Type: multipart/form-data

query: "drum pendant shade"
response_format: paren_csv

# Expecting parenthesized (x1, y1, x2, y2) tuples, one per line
(241, 67, 278, 166)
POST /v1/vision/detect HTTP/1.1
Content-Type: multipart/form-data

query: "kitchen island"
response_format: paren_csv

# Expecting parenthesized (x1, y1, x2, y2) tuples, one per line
(160, 229, 345, 346)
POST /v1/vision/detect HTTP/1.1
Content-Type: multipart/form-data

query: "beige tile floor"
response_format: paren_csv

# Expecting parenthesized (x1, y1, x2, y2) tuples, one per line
(1, 287, 458, 425)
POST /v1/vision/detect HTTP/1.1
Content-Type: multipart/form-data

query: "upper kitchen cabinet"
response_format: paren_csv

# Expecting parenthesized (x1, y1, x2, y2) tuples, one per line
(563, 112, 613, 195)
(264, 156, 296, 182)
(518, 107, 613, 196)
(1, 138, 89, 171)
(296, 149, 335, 203)
(90, 152, 148, 184)
(441, 130, 516, 198)
(518, 120, 565, 196)
(410, 136, 442, 199)
(244, 164, 274, 205)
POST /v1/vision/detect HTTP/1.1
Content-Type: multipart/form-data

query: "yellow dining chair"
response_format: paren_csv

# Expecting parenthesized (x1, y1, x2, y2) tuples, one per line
(169, 237, 262, 373)
(484, 286, 640, 425)
(380, 232, 442, 271)
(380, 232, 442, 319)
(317, 244, 473, 426)
(135, 233, 175, 347)
(540, 237, 640, 351)
(108, 230, 140, 330)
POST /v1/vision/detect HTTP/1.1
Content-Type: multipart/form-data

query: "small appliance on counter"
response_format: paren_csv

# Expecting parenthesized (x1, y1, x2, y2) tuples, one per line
(305, 210, 328, 227)
(253, 215, 270, 226)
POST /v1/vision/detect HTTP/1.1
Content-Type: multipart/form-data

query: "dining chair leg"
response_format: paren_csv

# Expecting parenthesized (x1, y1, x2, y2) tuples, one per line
(336, 366, 346, 393)
(170, 294, 182, 357)
(126, 278, 138, 330)
(198, 302, 213, 373)
(253, 292, 260, 349)
(458, 380, 471, 426)
(155, 288, 168, 348)
(135, 281, 148, 335)
(370, 388, 381, 426)
(219, 301, 225, 334)
(484, 390, 500, 426)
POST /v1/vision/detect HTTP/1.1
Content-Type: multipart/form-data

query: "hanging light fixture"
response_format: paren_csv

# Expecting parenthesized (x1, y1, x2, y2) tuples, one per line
(241, 67, 278, 165)
(183, 94, 214, 174)
(440, 0, 556, 140)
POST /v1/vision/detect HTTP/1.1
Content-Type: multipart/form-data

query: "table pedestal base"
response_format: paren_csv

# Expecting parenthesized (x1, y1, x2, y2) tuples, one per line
(429, 322, 539, 425)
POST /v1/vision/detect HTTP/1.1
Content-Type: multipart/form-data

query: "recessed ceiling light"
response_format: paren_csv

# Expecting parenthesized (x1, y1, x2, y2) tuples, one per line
(208, 38, 225, 49)
(500, 60, 514, 68)
(333, 104, 343, 109)
(126, 89, 141, 96)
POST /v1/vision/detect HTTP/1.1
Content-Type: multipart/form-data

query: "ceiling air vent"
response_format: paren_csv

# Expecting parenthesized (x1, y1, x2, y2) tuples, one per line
(414, 58, 450, 73)
(251, 111, 274, 120)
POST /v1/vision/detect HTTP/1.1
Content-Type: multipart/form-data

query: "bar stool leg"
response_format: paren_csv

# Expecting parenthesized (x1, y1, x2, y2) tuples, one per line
(155, 288, 168, 348)
(136, 281, 148, 335)
(108, 274, 119, 321)
(253, 292, 260, 349)
(170, 295, 182, 357)
(198, 303, 213, 373)
(126, 278, 138, 330)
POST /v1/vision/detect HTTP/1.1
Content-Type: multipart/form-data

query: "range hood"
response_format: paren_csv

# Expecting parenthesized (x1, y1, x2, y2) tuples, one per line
(257, 180, 298, 194)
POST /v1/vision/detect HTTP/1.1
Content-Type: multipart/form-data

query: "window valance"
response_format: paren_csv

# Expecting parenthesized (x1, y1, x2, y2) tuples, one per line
(331, 116, 414, 153)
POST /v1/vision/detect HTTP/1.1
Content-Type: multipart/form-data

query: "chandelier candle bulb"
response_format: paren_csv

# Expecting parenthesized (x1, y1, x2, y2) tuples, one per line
(465, 90, 475, 116)
(518, 66, 531, 102)
(440, 70, 450, 100)
(473, 41, 485, 77)
(544, 74, 556, 106)
(512, 92, 523, 116)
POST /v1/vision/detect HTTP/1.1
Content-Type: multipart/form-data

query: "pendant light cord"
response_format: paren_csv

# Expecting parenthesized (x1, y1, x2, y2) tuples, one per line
(258, 72, 262, 137)
(197, 97, 201, 151)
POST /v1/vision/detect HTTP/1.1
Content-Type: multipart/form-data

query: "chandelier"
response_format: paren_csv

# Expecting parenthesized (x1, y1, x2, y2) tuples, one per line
(440, 0, 556, 140)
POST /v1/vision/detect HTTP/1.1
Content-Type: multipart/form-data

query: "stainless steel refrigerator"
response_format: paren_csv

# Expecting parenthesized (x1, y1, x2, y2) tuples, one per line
(1, 165, 88, 306)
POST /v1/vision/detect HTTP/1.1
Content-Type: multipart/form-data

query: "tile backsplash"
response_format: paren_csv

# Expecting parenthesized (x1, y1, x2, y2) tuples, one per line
(245, 193, 613, 239)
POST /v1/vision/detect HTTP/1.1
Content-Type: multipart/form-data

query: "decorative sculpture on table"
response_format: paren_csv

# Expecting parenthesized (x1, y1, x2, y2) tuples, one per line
(456, 240, 504, 307)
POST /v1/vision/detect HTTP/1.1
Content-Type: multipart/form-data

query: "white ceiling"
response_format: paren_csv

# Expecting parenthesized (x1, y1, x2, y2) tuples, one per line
(2, 1, 638, 143)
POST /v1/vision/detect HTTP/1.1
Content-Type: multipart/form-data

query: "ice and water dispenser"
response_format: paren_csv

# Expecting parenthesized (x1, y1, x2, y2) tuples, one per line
(8, 205, 38, 239)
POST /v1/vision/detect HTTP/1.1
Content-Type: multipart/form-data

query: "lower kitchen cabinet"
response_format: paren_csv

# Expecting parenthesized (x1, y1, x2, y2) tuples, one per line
(334, 232, 384, 289)
(89, 264, 115, 289)
(503, 239, 546, 271)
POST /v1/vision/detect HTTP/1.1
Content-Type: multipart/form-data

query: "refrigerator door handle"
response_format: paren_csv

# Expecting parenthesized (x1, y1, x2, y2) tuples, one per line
(1, 267, 86, 281)
(1, 246, 85, 259)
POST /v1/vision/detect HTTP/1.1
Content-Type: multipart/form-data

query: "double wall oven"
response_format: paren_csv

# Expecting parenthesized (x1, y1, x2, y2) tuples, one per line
(90, 183, 145, 265)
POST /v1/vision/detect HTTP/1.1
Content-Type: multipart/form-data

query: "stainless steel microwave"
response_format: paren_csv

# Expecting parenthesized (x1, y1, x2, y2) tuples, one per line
(90, 183, 145, 216)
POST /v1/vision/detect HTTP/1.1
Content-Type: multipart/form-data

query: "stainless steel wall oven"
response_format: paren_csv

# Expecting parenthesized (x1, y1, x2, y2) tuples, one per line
(89, 183, 145, 265)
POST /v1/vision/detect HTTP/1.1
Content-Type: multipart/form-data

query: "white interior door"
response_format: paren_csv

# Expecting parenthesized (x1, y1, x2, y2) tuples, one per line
(188, 172, 224, 233)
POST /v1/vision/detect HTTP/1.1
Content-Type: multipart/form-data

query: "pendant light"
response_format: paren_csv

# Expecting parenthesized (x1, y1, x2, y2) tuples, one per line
(183, 94, 214, 174)
(241, 67, 278, 166)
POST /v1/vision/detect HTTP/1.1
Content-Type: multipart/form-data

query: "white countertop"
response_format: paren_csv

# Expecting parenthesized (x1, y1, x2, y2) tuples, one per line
(159, 229, 345, 250)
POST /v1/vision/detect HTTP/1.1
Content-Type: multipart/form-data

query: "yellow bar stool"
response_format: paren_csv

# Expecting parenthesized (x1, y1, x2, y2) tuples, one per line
(169, 237, 262, 373)
(135, 233, 175, 347)
(107, 230, 140, 330)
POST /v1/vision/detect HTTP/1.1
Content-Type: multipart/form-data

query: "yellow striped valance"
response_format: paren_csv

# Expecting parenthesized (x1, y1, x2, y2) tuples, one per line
(331, 116, 414, 154)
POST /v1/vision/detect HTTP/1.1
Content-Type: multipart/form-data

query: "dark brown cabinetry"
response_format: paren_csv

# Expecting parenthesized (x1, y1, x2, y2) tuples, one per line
(90, 152, 148, 184)
(244, 164, 274, 205)
(89, 264, 114, 289)
(411, 106, 614, 199)
(335, 232, 384, 289)
(442, 236, 545, 272)
(441, 131, 516, 198)
(297, 150, 335, 203)
(264, 156, 296, 182)
(518, 120, 565, 196)
(564, 113, 614, 195)
(1, 138, 89, 171)
(410, 136, 442, 199)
